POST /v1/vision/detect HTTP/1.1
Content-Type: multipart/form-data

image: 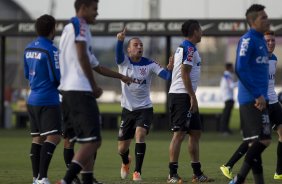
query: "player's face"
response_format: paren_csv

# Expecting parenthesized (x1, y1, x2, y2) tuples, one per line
(194, 28, 202, 43)
(83, 1, 98, 24)
(127, 38, 143, 60)
(253, 10, 270, 33)
(264, 34, 275, 54)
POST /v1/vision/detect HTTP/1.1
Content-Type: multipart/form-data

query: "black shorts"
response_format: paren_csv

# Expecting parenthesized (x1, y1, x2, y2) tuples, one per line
(169, 93, 202, 132)
(269, 102, 282, 130)
(61, 91, 101, 143)
(240, 102, 271, 141)
(118, 107, 153, 141)
(27, 104, 61, 137)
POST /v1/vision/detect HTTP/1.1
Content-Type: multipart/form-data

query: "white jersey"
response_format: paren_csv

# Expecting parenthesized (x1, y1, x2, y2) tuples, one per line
(220, 70, 236, 101)
(118, 56, 163, 111)
(268, 54, 278, 104)
(58, 17, 99, 92)
(169, 40, 201, 93)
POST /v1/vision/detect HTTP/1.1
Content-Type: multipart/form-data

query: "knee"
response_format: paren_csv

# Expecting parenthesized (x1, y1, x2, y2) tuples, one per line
(260, 139, 271, 147)
(47, 134, 61, 145)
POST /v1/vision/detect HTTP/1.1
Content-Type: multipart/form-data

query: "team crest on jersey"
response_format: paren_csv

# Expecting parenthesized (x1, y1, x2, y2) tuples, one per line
(26, 52, 41, 59)
(239, 38, 250, 56)
(139, 67, 147, 76)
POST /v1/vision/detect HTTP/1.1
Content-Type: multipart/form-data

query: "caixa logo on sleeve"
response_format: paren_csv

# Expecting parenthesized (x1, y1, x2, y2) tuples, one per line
(239, 38, 250, 56)
(256, 56, 268, 64)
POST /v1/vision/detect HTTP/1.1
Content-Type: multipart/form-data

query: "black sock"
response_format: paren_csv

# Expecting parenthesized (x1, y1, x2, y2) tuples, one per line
(30, 143, 42, 178)
(169, 162, 178, 176)
(191, 162, 202, 176)
(81, 172, 93, 184)
(64, 162, 83, 184)
(276, 141, 282, 174)
(119, 149, 130, 164)
(38, 142, 56, 179)
(64, 148, 74, 168)
(239, 141, 266, 180)
(252, 155, 264, 184)
(226, 141, 249, 168)
(135, 143, 146, 174)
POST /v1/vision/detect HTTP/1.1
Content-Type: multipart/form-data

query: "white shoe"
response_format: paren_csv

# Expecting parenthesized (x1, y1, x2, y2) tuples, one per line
(35, 178, 51, 184)
(32, 177, 36, 184)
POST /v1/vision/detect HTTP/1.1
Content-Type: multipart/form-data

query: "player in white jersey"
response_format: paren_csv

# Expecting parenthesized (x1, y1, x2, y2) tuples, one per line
(220, 30, 282, 181)
(57, 1, 131, 184)
(116, 28, 173, 181)
(167, 20, 214, 184)
(219, 63, 237, 135)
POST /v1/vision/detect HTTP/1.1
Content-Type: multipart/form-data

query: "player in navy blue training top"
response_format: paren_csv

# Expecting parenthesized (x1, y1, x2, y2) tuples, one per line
(229, 4, 271, 184)
(221, 30, 282, 182)
(24, 14, 61, 184)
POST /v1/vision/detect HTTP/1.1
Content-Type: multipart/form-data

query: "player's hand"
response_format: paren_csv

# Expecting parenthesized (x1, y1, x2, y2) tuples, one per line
(93, 87, 103, 98)
(121, 75, 133, 85)
(254, 95, 266, 111)
(117, 27, 126, 41)
(167, 54, 174, 70)
(189, 95, 198, 113)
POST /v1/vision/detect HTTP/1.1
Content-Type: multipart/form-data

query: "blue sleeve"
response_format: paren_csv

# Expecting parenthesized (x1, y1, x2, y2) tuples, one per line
(70, 17, 80, 37)
(158, 69, 172, 81)
(46, 49, 60, 86)
(235, 39, 261, 98)
(115, 40, 125, 64)
(23, 52, 29, 79)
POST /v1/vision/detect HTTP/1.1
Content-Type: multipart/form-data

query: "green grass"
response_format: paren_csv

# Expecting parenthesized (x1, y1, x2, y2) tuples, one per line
(0, 129, 279, 184)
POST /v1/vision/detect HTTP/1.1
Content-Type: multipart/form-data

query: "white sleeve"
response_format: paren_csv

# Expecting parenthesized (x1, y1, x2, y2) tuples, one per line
(90, 54, 100, 68)
(152, 61, 163, 75)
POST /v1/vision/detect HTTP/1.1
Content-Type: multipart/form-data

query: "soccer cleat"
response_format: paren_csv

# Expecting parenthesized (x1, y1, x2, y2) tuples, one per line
(93, 177, 103, 184)
(120, 156, 131, 179)
(32, 177, 36, 184)
(192, 173, 214, 183)
(55, 180, 66, 184)
(228, 175, 245, 184)
(167, 174, 183, 184)
(220, 165, 233, 179)
(274, 173, 282, 180)
(72, 176, 81, 184)
(35, 178, 51, 184)
(132, 171, 142, 182)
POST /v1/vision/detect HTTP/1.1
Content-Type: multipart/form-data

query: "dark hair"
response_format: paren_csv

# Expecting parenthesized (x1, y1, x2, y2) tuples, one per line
(245, 4, 265, 26)
(264, 30, 275, 36)
(181, 20, 200, 37)
(74, 0, 99, 12)
(35, 14, 56, 37)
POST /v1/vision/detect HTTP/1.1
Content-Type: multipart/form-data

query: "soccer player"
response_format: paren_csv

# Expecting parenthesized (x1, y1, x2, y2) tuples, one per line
(56, 1, 131, 184)
(220, 30, 282, 181)
(115, 28, 173, 181)
(219, 63, 236, 135)
(167, 20, 213, 183)
(228, 4, 271, 184)
(24, 14, 61, 184)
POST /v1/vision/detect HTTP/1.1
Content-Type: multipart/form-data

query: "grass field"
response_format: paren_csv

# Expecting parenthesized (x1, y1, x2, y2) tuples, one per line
(0, 129, 280, 184)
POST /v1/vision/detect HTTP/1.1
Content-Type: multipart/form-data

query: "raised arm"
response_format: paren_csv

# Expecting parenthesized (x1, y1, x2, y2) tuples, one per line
(115, 28, 126, 64)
